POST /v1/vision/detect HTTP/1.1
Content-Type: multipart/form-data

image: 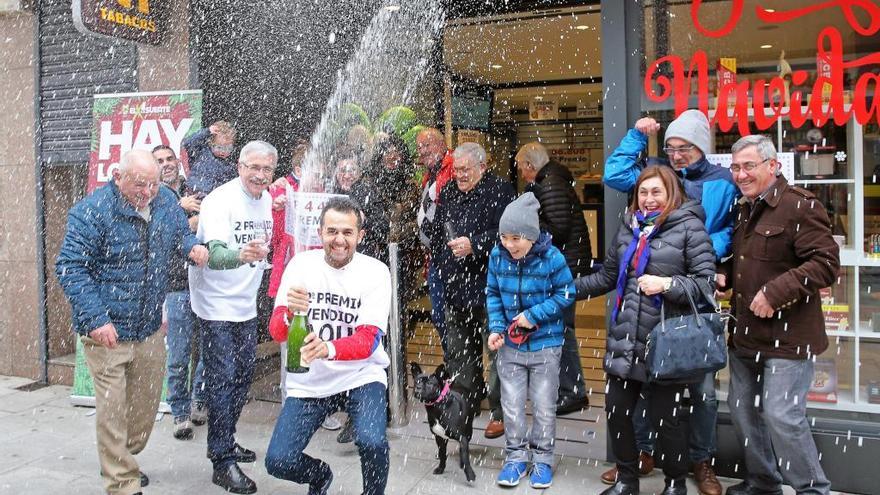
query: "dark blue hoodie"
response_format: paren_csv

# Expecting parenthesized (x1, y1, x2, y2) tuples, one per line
(485, 232, 575, 351)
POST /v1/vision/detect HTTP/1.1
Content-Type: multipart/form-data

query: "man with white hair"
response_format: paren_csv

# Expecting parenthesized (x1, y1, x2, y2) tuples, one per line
(431, 142, 515, 430)
(56, 149, 208, 495)
(720, 135, 837, 495)
(189, 140, 278, 494)
(515, 142, 591, 416)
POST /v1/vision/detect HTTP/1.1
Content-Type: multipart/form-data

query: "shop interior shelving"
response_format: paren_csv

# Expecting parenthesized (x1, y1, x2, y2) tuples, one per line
(709, 104, 880, 415)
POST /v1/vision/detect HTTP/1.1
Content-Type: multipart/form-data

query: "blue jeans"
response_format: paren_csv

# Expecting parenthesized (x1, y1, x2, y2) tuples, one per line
(727, 353, 831, 495)
(631, 372, 718, 462)
(164, 291, 205, 419)
(427, 262, 447, 355)
(200, 317, 257, 469)
(265, 382, 389, 495)
(497, 345, 561, 466)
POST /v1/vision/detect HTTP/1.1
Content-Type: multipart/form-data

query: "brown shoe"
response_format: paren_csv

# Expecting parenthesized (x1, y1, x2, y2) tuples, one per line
(637, 451, 654, 475)
(693, 460, 722, 495)
(600, 465, 618, 484)
(600, 452, 654, 485)
(484, 419, 504, 439)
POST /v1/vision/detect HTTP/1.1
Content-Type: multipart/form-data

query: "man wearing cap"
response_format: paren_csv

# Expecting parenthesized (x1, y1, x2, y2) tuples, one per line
(600, 109, 739, 495)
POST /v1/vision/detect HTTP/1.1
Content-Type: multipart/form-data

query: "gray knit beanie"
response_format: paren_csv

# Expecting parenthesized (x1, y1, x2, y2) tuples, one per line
(664, 109, 712, 155)
(499, 192, 540, 241)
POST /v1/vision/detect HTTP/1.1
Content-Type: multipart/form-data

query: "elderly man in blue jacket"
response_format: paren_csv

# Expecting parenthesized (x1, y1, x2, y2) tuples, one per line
(600, 110, 737, 495)
(56, 149, 208, 495)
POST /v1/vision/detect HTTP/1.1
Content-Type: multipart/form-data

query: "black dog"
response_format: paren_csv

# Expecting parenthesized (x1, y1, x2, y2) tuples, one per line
(410, 362, 477, 482)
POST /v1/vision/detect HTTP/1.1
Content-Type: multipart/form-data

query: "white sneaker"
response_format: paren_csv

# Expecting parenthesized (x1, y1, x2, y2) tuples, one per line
(321, 414, 343, 431)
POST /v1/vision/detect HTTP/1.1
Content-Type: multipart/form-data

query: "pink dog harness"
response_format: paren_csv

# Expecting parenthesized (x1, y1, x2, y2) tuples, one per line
(425, 379, 452, 406)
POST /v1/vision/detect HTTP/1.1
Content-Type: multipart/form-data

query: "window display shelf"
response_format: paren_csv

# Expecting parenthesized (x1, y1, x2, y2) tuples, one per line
(712, 111, 880, 416)
(792, 179, 855, 185)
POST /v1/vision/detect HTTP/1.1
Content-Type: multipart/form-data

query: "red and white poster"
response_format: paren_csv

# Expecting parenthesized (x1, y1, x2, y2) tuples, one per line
(285, 191, 347, 252)
(86, 90, 203, 192)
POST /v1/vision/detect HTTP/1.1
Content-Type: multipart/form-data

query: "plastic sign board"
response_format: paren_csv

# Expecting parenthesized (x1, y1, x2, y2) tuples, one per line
(86, 90, 202, 193)
(285, 191, 347, 253)
(73, 0, 167, 45)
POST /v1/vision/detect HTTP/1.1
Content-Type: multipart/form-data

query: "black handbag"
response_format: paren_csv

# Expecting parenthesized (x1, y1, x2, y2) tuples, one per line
(645, 283, 728, 382)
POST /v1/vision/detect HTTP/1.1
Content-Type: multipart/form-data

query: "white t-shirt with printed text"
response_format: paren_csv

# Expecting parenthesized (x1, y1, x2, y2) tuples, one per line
(189, 178, 273, 322)
(274, 249, 391, 398)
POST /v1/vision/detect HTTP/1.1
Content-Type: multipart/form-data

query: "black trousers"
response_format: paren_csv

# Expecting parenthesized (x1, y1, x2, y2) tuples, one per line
(606, 375, 689, 484)
(558, 304, 587, 402)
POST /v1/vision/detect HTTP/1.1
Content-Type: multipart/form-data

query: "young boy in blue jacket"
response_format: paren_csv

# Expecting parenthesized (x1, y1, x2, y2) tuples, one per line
(485, 192, 575, 489)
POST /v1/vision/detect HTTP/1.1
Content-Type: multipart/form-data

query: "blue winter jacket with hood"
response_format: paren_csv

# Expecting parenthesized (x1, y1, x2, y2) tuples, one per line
(485, 232, 575, 351)
(604, 128, 739, 260)
(56, 182, 199, 341)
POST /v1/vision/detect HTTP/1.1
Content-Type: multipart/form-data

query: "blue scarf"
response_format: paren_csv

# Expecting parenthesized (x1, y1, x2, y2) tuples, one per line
(611, 210, 663, 324)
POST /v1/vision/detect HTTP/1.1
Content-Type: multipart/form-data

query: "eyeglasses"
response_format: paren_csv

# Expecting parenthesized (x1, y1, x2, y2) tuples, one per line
(663, 144, 697, 156)
(730, 158, 770, 174)
(211, 144, 234, 153)
(240, 162, 276, 175)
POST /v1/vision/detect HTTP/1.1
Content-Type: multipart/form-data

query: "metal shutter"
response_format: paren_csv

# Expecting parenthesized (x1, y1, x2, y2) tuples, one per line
(39, 0, 137, 165)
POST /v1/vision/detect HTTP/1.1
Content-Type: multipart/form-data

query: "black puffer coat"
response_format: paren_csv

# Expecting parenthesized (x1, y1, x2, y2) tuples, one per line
(526, 160, 593, 277)
(574, 200, 716, 382)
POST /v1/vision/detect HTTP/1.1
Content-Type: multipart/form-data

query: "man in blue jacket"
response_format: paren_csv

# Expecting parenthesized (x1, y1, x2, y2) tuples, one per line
(56, 149, 208, 495)
(601, 110, 735, 495)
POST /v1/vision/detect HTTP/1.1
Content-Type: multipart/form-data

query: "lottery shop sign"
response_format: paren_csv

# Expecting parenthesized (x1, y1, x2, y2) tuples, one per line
(87, 90, 202, 192)
(645, 1, 880, 133)
(73, 0, 168, 45)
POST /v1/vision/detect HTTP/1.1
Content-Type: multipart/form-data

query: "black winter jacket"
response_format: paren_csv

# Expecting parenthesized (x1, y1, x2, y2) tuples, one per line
(574, 201, 716, 382)
(431, 173, 515, 309)
(525, 160, 593, 277)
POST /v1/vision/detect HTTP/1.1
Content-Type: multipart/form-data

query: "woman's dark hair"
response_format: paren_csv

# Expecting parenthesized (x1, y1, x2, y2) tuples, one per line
(370, 133, 412, 197)
(628, 165, 685, 225)
(331, 143, 363, 168)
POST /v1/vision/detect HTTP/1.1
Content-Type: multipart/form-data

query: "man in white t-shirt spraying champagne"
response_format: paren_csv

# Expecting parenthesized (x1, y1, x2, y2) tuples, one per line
(265, 196, 392, 495)
(188, 140, 277, 495)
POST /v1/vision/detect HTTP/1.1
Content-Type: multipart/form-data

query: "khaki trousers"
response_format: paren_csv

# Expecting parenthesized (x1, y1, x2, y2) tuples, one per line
(82, 330, 166, 495)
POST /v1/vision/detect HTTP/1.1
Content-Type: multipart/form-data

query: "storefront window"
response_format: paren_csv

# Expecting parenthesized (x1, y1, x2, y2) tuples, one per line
(642, 0, 880, 415)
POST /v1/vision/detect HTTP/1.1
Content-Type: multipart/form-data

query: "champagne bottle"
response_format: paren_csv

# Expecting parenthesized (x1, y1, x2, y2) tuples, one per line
(286, 311, 310, 373)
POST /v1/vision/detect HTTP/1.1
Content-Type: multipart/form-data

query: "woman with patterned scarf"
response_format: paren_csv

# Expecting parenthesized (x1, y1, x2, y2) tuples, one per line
(574, 166, 716, 495)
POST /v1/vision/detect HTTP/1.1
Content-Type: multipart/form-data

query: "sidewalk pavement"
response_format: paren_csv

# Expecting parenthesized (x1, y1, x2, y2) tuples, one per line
(0, 375, 810, 494)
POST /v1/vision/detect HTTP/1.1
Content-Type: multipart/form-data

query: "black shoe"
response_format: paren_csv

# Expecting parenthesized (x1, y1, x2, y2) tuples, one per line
(212, 463, 257, 494)
(725, 481, 783, 495)
(233, 443, 257, 463)
(556, 395, 588, 416)
(599, 480, 639, 495)
(661, 478, 687, 495)
(308, 467, 333, 495)
(336, 418, 354, 444)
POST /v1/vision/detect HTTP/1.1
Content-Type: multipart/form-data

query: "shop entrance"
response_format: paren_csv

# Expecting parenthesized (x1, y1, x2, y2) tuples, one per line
(405, 3, 610, 459)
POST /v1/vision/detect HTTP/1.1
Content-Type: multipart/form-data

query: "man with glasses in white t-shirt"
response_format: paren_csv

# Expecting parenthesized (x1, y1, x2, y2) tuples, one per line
(188, 140, 277, 495)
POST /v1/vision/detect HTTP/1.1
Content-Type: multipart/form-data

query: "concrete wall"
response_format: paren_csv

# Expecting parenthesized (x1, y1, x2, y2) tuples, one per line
(138, 0, 191, 92)
(0, 10, 41, 379)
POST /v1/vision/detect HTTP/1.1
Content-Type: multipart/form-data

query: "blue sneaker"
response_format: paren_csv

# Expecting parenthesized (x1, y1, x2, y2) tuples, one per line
(496, 461, 529, 487)
(529, 463, 553, 489)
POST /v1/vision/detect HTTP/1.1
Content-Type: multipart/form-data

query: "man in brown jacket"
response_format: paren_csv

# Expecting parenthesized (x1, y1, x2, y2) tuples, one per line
(719, 135, 838, 495)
